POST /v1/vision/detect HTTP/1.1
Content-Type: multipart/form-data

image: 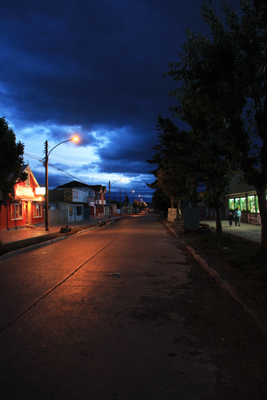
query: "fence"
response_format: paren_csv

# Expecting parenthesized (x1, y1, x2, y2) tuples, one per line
(48, 210, 68, 225)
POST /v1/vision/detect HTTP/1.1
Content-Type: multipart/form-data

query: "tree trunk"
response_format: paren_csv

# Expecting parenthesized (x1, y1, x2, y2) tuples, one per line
(215, 200, 222, 236)
(177, 201, 180, 219)
(255, 185, 267, 250)
(171, 196, 174, 209)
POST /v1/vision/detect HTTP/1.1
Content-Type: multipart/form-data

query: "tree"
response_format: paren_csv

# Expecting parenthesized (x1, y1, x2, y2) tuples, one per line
(125, 195, 129, 205)
(151, 187, 170, 213)
(147, 116, 203, 216)
(166, 18, 241, 234)
(133, 199, 143, 212)
(0, 117, 27, 205)
(164, 0, 267, 246)
(237, 0, 267, 249)
(199, 0, 267, 247)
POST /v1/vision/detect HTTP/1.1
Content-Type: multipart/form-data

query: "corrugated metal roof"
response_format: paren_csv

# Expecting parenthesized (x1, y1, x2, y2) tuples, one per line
(226, 174, 256, 196)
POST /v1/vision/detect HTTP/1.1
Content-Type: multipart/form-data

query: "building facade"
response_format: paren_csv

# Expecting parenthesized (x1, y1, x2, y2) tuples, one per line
(0, 165, 45, 231)
(49, 182, 94, 224)
(49, 181, 107, 223)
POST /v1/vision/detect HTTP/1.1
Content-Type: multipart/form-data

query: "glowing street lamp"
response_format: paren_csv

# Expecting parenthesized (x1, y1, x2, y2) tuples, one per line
(45, 137, 78, 231)
(109, 179, 122, 219)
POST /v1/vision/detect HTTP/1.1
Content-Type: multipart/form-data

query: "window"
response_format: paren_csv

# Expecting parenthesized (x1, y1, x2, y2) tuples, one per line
(240, 197, 247, 212)
(69, 206, 73, 216)
(33, 203, 42, 218)
(234, 198, 240, 209)
(256, 196, 259, 213)
(247, 195, 259, 213)
(11, 204, 22, 220)
(77, 206, 82, 216)
(229, 198, 234, 210)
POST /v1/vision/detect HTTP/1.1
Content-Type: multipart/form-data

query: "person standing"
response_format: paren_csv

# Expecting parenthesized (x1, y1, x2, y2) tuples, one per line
(228, 212, 233, 226)
(235, 207, 241, 226)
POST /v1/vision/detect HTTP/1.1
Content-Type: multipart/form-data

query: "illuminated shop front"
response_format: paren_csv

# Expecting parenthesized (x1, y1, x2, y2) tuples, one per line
(0, 165, 44, 231)
(226, 175, 264, 225)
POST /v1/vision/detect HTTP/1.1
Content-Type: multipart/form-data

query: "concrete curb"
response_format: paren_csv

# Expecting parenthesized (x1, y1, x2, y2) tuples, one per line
(182, 241, 267, 335)
(0, 217, 123, 261)
(160, 220, 179, 238)
(0, 235, 71, 260)
(0, 224, 104, 261)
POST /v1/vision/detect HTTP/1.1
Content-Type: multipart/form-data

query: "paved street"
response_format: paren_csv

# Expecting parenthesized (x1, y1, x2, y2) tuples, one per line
(0, 215, 122, 245)
(0, 213, 266, 399)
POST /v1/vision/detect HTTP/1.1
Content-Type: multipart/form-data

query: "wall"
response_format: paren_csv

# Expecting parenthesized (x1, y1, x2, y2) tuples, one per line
(0, 205, 8, 231)
(49, 209, 68, 225)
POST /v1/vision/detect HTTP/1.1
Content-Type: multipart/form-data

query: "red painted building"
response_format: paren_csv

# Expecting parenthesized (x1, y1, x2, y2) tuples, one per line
(0, 165, 45, 231)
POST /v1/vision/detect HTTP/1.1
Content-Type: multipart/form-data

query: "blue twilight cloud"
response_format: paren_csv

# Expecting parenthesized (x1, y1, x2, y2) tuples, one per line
(0, 0, 241, 199)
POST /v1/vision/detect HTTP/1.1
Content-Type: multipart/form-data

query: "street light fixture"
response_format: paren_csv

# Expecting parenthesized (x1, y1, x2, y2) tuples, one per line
(109, 179, 122, 219)
(45, 137, 78, 231)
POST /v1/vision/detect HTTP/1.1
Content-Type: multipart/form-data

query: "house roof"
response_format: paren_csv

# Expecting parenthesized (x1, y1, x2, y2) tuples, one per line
(225, 174, 256, 197)
(55, 181, 106, 193)
(90, 185, 107, 193)
(8, 164, 39, 187)
(55, 180, 92, 189)
(13, 165, 43, 201)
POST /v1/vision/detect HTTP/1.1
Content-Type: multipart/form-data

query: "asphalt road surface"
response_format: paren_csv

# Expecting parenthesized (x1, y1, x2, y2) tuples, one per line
(0, 213, 266, 399)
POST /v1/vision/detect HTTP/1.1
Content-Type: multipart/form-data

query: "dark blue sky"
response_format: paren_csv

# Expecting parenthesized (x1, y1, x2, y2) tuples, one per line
(0, 0, 240, 201)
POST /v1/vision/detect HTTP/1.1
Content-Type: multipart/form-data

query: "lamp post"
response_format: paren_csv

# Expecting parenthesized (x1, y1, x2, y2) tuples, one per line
(45, 137, 78, 231)
(109, 179, 122, 219)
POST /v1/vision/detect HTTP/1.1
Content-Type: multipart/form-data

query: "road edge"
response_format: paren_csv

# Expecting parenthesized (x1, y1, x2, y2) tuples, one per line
(161, 219, 267, 335)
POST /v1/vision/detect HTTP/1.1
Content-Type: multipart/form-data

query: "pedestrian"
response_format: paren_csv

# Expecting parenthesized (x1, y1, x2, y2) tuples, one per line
(228, 212, 233, 226)
(234, 207, 241, 226)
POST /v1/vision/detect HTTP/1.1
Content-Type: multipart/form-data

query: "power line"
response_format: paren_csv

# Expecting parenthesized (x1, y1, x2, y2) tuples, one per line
(24, 152, 92, 186)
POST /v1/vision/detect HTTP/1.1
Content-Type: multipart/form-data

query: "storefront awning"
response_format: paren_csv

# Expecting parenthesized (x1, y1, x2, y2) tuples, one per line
(13, 196, 44, 202)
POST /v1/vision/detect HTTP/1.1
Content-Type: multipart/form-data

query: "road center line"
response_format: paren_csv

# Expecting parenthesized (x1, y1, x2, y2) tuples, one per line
(0, 231, 125, 334)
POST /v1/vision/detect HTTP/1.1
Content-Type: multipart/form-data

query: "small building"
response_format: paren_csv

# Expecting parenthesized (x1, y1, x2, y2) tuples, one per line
(0, 165, 45, 231)
(89, 185, 107, 216)
(49, 181, 95, 224)
(225, 175, 263, 225)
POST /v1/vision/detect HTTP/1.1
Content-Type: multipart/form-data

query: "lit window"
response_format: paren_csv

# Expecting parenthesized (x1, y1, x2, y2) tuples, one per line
(248, 196, 256, 213)
(234, 198, 240, 209)
(11, 204, 22, 220)
(229, 198, 234, 210)
(33, 203, 42, 218)
(240, 197, 246, 212)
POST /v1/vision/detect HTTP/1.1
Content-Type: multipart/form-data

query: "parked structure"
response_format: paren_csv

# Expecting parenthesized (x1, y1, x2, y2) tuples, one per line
(0, 165, 44, 231)
(225, 174, 264, 225)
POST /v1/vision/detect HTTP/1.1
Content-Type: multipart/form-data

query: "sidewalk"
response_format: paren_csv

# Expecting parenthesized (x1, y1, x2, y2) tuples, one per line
(201, 219, 261, 243)
(0, 215, 123, 245)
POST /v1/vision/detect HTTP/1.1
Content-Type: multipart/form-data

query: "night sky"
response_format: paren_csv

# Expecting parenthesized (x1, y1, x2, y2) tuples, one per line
(0, 0, 240, 202)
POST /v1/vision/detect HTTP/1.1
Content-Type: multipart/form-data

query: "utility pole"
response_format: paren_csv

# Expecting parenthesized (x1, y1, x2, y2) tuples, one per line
(109, 181, 111, 219)
(45, 141, 49, 231)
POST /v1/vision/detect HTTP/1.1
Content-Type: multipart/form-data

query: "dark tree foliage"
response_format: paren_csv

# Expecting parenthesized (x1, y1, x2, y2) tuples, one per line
(151, 187, 170, 214)
(155, 0, 267, 244)
(0, 117, 27, 205)
(147, 116, 203, 210)
(199, 0, 267, 248)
